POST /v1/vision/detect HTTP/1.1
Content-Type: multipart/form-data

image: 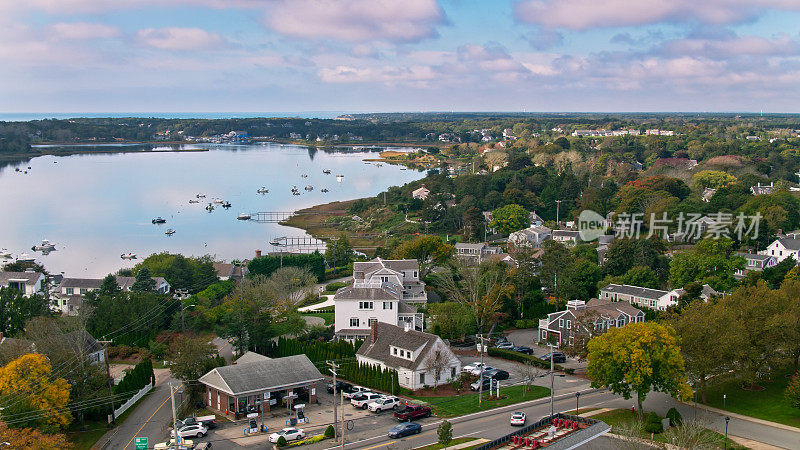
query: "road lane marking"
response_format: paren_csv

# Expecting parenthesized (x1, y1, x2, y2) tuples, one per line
(123, 383, 181, 450)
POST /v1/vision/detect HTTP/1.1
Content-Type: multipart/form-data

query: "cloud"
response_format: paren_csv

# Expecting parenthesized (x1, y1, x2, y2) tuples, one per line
(136, 27, 226, 51)
(657, 33, 800, 58)
(514, 0, 800, 30)
(317, 64, 437, 85)
(49, 22, 120, 40)
(263, 0, 445, 43)
(526, 28, 563, 50)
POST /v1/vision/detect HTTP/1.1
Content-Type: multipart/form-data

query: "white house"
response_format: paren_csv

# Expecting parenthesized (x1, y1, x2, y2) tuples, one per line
(751, 182, 775, 195)
(356, 322, 461, 391)
(599, 283, 717, 311)
(508, 225, 551, 249)
(764, 236, 800, 263)
(454, 243, 502, 264)
(334, 258, 426, 341)
(0, 271, 45, 297)
(412, 186, 430, 200)
(552, 230, 581, 246)
(734, 253, 778, 278)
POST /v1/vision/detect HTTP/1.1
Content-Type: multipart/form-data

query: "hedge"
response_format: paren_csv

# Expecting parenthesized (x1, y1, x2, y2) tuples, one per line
(487, 348, 574, 374)
(248, 252, 326, 281)
(114, 359, 155, 404)
(267, 337, 358, 364)
(324, 282, 349, 293)
(338, 360, 400, 394)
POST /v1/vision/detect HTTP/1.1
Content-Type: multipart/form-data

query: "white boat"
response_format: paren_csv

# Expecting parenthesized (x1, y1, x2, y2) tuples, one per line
(206, 203, 215, 211)
(336, 174, 344, 182)
(16, 253, 35, 263)
(321, 188, 329, 193)
(165, 228, 175, 235)
(0, 250, 11, 259)
(323, 169, 331, 174)
(189, 199, 200, 204)
(292, 191, 300, 196)
(257, 187, 269, 194)
(213, 198, 223, 204)
(300, 174, 308, 178)
(121, 253, 137, 260)
(237, 213, 252, 220)
(304, 185, 313, 191)
(31, 239, 56, 251)
(196, 194, 206, 198)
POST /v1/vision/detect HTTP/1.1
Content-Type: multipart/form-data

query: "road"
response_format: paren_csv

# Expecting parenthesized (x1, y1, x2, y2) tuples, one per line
(95, 371, 179, 450)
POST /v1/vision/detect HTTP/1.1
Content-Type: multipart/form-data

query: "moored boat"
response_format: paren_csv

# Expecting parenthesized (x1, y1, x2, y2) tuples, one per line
(237, 213, 251, 220)
(152, 217, 166, 224)
(121, 252, 137, 260)
(165, 228, 176, 235)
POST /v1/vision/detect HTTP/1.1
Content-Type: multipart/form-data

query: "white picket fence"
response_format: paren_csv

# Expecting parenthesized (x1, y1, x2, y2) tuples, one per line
(108, 381, 154, 424)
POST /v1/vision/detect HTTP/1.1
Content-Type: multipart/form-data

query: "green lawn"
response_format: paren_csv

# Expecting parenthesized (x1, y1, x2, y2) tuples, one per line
(410, 385, 549, 418)
(701, 371, 800, 428)
(302, 312, 334, 325)
(415, 437, 479, 450)
(592, 408, 744, 449)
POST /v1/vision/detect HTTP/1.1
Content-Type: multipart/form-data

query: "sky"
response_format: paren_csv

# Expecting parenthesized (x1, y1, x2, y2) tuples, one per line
(3, 0, 800, 113)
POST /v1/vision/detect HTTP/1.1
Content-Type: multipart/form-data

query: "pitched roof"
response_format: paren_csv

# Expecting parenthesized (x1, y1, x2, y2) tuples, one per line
(455, 243, 486, 250)
(736, 252, 773, 262)
(583, 298, 643, 318)
(212, 262, 235, 278)
(59, 278, 103, 289)
(600, 283, 667, 300)
(353, 258, 420, 274)
(114, 276, 168, 290)
(234, 351, 271, 365)
(199, 354, 323, 396)
(777, 236, 800, 251)
(0, 271, 42, 286)
(357, 322, 443, 370)
(334, 285, 399, 301)
(552, 230, 580, 238)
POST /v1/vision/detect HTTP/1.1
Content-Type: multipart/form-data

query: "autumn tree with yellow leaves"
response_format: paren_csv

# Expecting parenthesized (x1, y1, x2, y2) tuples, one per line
(587, 322, 692, 419)
(0, 353, 72, 428)
(0, 419, 71, 449)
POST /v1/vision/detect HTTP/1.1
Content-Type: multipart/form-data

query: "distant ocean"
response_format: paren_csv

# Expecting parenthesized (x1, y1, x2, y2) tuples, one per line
(0, 111, 353, 121)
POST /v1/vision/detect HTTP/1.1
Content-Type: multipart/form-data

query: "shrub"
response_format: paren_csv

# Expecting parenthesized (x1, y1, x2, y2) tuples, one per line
(666, 407, 683, 426)
(488, 348, 567, 372)
(514, 319, 538, 329)
(785, 371, 800, 409)
(643, 412, 664, 434)
(324, 425, 336, 438)
(325, 282, 349, 293)
(277, 436, 287, 447)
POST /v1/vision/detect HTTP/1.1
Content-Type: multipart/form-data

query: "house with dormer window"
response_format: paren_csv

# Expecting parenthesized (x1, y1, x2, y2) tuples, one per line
(539, 299, 645, 347)
(334, 258, 427, 341)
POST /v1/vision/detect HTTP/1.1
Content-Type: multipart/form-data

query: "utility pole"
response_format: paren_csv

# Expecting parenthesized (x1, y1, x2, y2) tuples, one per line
(98, 340, 116, 423)
(170, 383, 181, 446)
(340, 387, 345, 450)
(327, 361, 340, 441)
(174, 289, 189, 332)
(555, 200, 562, 227)
(549, 343, 555, 417)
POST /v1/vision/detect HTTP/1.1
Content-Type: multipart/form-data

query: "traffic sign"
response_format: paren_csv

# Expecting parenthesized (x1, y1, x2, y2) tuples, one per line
(134, 437, 148, 449)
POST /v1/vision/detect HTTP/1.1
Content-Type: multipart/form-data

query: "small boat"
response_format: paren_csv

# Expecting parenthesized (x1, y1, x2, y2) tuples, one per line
(213, 198, 223, 204)
(336, 174, 344, 182)
(196, 194, 206, 198)
(165, 228, 175, 235)
(257, 187, 269, 194)
(323, 169, 331, 174)
(31, 240, 56, 251)
(189, 199, 199, 204)
(237, 213, 251, 220)
(400, 167, 407, 170)
(14, 168, 19, 172)
(321, 188, 329, 193)
(206, 203, 215, 211)
(304, 185, 313, 191)
(121, 253, 137, 260)
(221, 201, 232, 208)
(292, 191, 300, 196)
(152, 217, 166, 224)
(16, 253, 35, 263)
(269, 239, 280, 246)
(0, 250, 11, 259)
(300, 174, 308, 178)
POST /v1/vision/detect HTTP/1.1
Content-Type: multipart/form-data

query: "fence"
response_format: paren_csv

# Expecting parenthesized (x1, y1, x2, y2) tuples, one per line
(108, 381, 154, 424)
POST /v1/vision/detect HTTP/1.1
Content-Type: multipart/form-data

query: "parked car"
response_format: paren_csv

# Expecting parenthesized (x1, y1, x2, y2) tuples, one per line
(343, 385, 368, 399)
(540, 352, 566, 363)
(513, 346, 534, 355)
(469, 377, 492, 391)
(268, 428, 305, 443)
(351, 392, 385, 409)
(177, 424, 207, 438)
(195, 444, 212, 450)
(495, 336, 509, 344)
(327, 380, 352, 394)
(470, 365, 496, 376)
(154, 440, 193, 450)
(510, 412, 526, 426)
(495, 342, 515, 350)
(173, 415, 216, 430)
(461, 362, 484, 373)
(388, 422, 422, 438)
(484, 369, 510, 380)
(368, 396, 400, 412)
(394, 404, 431, 422)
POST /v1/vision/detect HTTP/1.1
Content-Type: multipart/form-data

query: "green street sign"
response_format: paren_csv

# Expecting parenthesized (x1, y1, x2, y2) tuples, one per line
(134, 437, 148, 450)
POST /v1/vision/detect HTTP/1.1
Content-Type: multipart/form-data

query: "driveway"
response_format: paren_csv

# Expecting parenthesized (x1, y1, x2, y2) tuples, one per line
(505, 328, 587, 374)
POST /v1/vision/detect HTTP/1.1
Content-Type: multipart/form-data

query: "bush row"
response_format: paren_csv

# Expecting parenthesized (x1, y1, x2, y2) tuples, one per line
(114, 359, 155, 404)
(266, 337, 359, 364)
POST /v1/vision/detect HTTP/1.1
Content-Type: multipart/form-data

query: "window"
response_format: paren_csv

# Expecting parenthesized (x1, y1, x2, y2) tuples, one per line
(558, 318, 564, 327)
(380, 276, 389, 283)
(80, 288, 88, 295)
(393, 348, 398, 355)
(383, 302, 393, 310)
(566, 320, 571, 330)
(451, 367, 456, 378)
(359, 301, 373, 310)
(350, 318, 359, 327)
(617, 318, 624, 327)
(419, 373, 425, 384)
(62, 299, 67, 306)
(413, 271, 418, 278)
(66, 287, 74, 295)
(368, 318, 377, 326)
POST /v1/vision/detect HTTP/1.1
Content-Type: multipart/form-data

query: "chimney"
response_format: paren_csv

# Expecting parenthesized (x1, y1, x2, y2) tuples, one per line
(255, 249, 262, 258)
(370, 321, 378, 344)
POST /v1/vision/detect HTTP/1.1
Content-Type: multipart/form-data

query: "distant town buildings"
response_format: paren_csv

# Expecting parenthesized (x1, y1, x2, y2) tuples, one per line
(412, 185, 431, 200)
(750, 182, 775, 195)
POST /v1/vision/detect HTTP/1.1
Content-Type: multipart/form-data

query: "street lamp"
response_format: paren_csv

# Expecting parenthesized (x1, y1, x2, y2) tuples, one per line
(724, 416, 730, 450)
(575, 392, 580, 416)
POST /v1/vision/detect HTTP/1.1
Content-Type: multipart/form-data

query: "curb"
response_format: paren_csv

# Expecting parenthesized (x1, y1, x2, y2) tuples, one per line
(687, 401, 800, 434)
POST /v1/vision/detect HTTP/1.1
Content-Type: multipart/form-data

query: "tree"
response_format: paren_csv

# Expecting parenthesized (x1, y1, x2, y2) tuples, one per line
(561, 310, 602, 361)
(0, 353, 72, 428)
(0, 287, 50, 336)
(602, 238, 668, 281)
(98, 274, 120, 297)
(263, 267, 317, 317)
(325, 235, 354, 269)
(669, 238, 744, 291)
(692, 170, 737, 189)
(436, 261, 513, 333)
(0, 419, 71, 449)
(428, 302, 475, 341)
(424, 346, 450, 391)
(437, 420, 453, 450)
(781, 279, 800, 372)
(130, 267, 156, 292)
(587, 322, 692, 418)
(489, 204, 529, 235)
(391, 235, 454, 278)
(517, 360, 544, 396)
(462, 206, 484, 242)
(539, 241, 570, 299)
(168, 335, 224, 402)
(133, 253, 217, 293)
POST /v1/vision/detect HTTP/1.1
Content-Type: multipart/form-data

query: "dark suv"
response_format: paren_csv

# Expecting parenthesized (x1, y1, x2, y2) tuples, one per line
(327, 380, 353, 394)
(540, 352, 566, 363)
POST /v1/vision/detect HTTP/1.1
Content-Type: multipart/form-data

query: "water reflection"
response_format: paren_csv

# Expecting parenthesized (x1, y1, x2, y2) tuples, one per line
(0, 143, 422, 277)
